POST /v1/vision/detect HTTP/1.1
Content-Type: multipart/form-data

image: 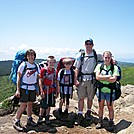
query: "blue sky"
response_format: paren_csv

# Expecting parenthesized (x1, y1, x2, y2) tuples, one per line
(0, 0, 134, 62)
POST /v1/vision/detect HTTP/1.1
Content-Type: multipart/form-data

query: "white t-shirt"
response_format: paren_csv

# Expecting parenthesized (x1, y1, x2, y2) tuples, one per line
(18, 61, 40, 90)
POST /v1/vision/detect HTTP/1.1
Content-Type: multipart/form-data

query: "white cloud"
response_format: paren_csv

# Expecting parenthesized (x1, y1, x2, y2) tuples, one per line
(0, 44, 78, 61)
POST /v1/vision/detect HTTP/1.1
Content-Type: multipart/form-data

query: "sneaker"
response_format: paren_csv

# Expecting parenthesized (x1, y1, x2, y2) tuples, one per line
(96, 122, 103, 129)
(13, 121, 24, 131)
(27, 117, 37, 127)
(76, 113, 83, 125)
(37, 116, 43, 125)
(45, 115, 51, 125)
(85, 110, 91, 120)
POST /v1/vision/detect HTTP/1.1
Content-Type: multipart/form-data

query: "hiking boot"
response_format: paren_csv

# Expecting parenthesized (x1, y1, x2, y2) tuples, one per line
(76, 113, 83, 125)
(96, 122, 103, 129)
(58, 108, 62, 115)
(13, 121, 24, 132)
(27, 117, 37, 127)
(108, 120, 114, 132)
(63, 109, 68, 115)
(45, 115, 51, 125)
(37, 116, 43, 125)
(85, 110, 91, 120)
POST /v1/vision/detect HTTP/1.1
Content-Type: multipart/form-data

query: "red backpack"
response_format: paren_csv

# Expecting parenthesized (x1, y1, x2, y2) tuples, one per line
(56, 57, 75, 78)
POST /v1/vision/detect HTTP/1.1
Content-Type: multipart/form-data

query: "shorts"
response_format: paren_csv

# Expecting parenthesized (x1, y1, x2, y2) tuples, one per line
(40, 92, 55, 109)
(20, 88, 36, 102)
(77, 80, 95, 100)
(96, 91, 115, 102)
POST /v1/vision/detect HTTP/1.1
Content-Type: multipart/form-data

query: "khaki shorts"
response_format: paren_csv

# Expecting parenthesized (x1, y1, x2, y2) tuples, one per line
(77, 80, 95, 100)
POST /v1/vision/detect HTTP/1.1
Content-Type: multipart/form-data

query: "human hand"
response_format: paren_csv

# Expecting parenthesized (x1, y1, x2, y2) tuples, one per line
(15, 90, 20, 98)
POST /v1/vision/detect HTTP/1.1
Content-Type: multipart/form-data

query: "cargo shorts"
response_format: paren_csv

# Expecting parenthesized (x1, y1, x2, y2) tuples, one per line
(77, 80, 95, 100)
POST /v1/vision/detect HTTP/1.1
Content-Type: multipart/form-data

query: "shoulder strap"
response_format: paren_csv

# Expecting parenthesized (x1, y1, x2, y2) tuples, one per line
(60, 68, 65, 82)
(100, 63, 104, 73)
(110, 63, 114, 74)
(93, 49, 97, 63)
(100, 63, 115, 75)
(71, 68, 75, 84)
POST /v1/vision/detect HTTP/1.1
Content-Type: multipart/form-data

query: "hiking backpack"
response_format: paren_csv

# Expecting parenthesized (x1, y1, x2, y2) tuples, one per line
(56, 57, 75, 78)
(97, 63, 121, 105)
(77, 49, 98, 82)
(9, 50, 26, 85)
(59, 68, 75, 102)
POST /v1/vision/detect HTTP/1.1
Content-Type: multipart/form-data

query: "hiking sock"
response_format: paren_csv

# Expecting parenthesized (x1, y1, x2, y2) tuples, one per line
(27, 116, 32, 121)
(15, 119, 20, 122)
(78, 111, 83, 115)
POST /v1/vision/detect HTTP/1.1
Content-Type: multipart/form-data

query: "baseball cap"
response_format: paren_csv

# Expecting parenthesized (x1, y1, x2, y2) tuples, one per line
(85, 38, 93, 44)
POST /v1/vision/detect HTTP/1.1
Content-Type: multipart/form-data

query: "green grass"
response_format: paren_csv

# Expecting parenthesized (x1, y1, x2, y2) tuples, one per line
(0, 76, 15, 102)
(121, 67, 134, 86)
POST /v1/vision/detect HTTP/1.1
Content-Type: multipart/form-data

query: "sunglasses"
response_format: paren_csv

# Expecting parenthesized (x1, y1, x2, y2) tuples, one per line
(85, 43, 93, 45)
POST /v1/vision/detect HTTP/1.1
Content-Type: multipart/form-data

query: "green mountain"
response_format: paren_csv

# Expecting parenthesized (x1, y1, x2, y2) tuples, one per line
(0, 60, 134, 76)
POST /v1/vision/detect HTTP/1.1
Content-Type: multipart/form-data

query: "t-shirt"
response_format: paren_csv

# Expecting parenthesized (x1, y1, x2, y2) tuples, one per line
(74, 50, 103, 81)
(57, 69, 73, 95)
(94, 63, 119, 93)
(40, 67, 55, 86)
(18, 61, 40, 90)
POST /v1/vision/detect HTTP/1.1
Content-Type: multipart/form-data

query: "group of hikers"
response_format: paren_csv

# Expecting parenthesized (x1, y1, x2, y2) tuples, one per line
(12, 37, 121, 132)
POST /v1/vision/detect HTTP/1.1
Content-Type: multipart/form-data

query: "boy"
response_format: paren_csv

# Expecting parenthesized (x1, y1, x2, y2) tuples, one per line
(57, 58, 76, 115)
(37, 56, 56, 125)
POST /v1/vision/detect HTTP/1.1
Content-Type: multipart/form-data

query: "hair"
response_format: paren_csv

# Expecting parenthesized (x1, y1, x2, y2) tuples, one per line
(63, 58, 73, 64)
(47, 55, 56, 62)
(103, 51, 112, 57)
(25, 49, 36, 61)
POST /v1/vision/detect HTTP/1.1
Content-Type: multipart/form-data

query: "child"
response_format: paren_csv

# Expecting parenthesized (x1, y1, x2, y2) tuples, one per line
(57, 58, 76, 115)
(94, 51, 119, 131)
(13, 49, 42, 131)
(37, 56, 56, 125)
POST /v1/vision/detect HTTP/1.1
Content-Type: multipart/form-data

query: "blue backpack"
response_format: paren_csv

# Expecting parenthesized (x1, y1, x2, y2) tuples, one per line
(9, 50, 26, 85)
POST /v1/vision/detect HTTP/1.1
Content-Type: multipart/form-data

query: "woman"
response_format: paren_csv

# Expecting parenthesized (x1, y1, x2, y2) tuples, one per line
(13, 49, 42, 131)
(94, 51, 119, 131)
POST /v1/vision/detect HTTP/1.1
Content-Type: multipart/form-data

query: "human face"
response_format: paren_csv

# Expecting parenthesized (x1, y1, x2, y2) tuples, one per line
(85, 42, 93, 51)
(27, 53, 35, 64)
(64, 63, 72, 70)
(103, 53, 112, 66)
(47, 60, 55, 68)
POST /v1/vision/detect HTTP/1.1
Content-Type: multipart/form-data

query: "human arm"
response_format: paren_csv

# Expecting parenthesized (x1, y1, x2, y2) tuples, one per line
(74, 68, 80, 86)
(15, 72, 22, 98)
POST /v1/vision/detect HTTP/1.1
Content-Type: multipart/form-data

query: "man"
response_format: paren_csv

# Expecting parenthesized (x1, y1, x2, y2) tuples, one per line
(74, 38, 103, 124)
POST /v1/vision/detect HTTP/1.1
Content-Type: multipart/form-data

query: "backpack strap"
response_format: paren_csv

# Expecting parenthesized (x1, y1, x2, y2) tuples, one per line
(98, 63, 116, 105)
(21, 62, 39, 94)
(78, 49, 97, 82)
(59, 68, 75, 99)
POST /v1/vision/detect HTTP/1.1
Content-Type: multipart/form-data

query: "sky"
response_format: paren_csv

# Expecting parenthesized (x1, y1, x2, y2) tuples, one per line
(0, 0, 134, 62)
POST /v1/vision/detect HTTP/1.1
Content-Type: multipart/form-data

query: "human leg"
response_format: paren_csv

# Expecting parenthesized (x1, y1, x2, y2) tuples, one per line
(85, 80, 95, 119)
(96, 100, 105, 129)
(13, 102, 27, 131)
